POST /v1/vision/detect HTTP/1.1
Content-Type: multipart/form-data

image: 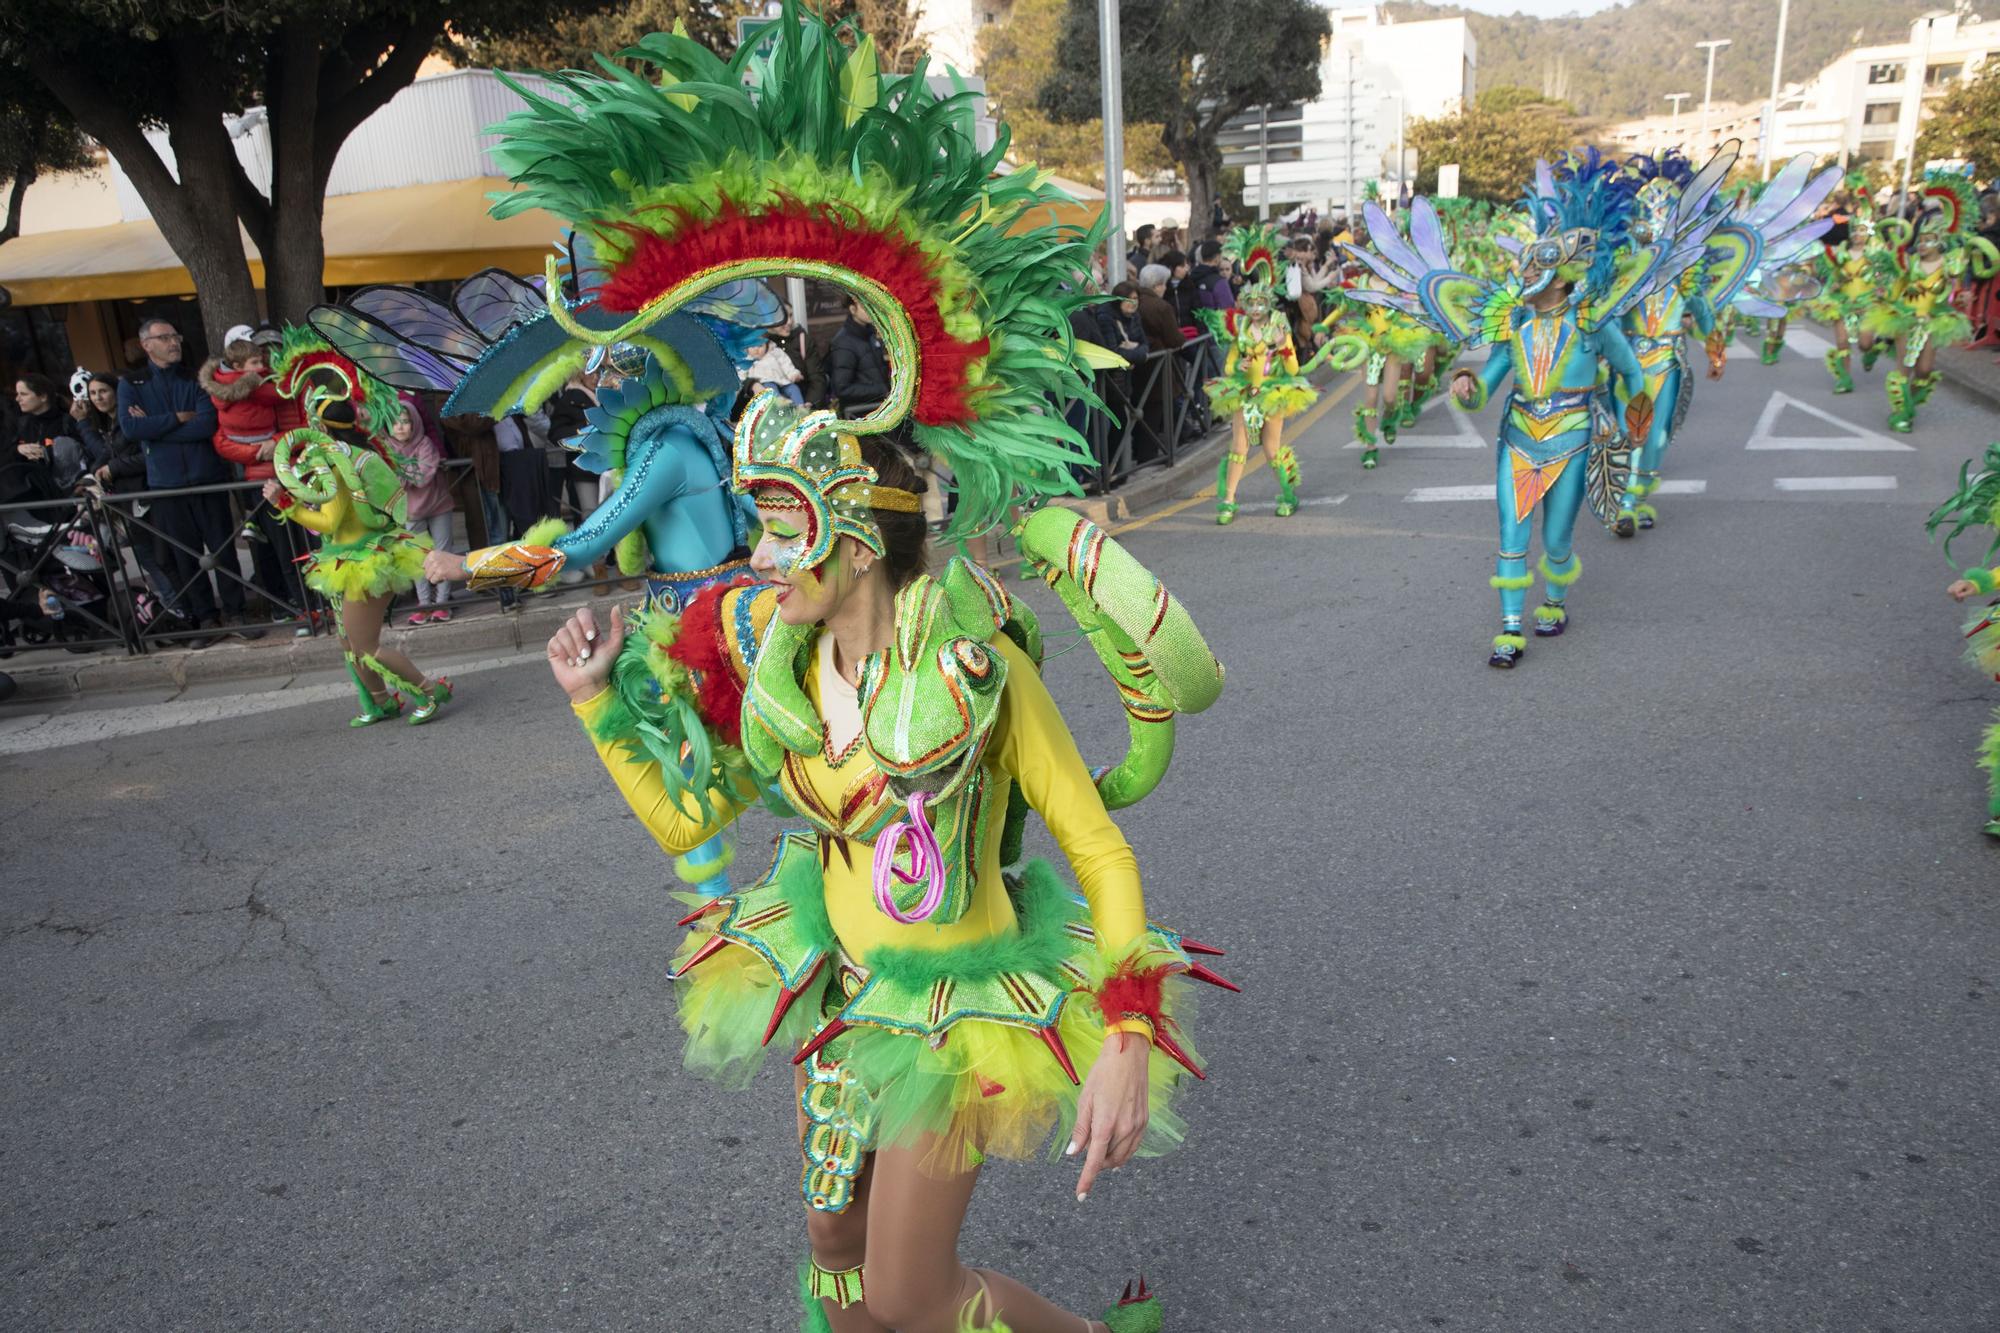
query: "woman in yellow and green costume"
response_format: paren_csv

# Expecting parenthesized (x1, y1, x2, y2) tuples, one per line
(488, 6, 1230, 1330)
(1199, 226, 1311, 522)
(1932, 442, 2000, 837)
(260, 337, 451, 726)
(1864, 173, 2000, 433)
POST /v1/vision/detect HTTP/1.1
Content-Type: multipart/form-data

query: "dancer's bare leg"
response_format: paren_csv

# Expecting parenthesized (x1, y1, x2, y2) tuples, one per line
(1220, 413, 1251, 504)
(796, 1065, 888, 1333)
(344, 592, 427, 688)
(863, 1141, 1105, 1333)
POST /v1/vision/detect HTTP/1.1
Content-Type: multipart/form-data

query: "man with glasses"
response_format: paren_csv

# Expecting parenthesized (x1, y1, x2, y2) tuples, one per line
(118, 318, 250, 641)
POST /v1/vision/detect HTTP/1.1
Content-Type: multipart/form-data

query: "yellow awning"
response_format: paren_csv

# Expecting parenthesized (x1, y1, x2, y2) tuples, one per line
(0, 177, 563, 306)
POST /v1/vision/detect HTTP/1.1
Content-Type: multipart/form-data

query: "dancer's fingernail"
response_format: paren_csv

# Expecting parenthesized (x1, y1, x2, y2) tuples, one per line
(1076, 1191, 1089, 1203)
(585, 629, 597, 641)
(1065, 1142, 1079, 1156)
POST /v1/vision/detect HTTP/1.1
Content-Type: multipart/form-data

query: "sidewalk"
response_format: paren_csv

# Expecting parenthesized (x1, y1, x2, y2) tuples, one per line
(1937, 342, 2000, 411)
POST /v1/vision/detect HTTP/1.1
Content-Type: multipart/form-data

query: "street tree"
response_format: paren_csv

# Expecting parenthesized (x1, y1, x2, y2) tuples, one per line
(0, 74, 93, 248)
(1037, 0, 1330, 240)
(1404, 86, 1580, 204)
(0, 1, 612, 343)
(1915, 66, 2000, 179)
(978, 0, 1171, 189)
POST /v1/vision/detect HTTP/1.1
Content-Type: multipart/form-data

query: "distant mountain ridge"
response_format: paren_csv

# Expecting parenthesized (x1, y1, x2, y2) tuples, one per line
(1383, 0, 1939, 122)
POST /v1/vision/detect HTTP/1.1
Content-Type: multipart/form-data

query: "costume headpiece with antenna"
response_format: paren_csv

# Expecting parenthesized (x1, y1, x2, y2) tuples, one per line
(477, 0, 1111, 561)
(1222, 224, 1284, 301)
(1513, 146, 1642, 302)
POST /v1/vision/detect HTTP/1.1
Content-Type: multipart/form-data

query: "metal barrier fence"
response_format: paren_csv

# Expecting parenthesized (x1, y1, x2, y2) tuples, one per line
(1077, 333, 1220, 495)
(0, 458, 548, 659)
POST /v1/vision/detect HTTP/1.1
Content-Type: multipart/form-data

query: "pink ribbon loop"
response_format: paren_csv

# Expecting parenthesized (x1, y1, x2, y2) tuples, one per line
(872, 792, 947, 924)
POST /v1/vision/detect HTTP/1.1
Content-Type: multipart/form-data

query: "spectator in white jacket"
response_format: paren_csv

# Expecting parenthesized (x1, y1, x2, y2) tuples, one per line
(743, 336, 806, 406)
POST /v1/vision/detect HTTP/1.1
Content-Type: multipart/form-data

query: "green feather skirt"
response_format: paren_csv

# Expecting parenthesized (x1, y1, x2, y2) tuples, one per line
(303, 530, 432, 602)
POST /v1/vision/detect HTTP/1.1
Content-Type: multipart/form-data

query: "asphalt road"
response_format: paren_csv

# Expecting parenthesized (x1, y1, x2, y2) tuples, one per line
(3, 334, 1997, 1332)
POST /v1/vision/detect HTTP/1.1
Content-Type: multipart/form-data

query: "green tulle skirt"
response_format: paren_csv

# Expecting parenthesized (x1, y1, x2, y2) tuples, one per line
(303, 530, 432, 601)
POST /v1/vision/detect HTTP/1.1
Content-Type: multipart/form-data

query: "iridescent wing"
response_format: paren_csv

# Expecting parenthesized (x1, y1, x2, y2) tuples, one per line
(686, 278, 785, 329)
(346, 286, 491, 364)
(1416, 272, 1501, 346)
(304, 304, 475, 393)
(451, 269, 548, 341)
(1583, 243, 1664, 328)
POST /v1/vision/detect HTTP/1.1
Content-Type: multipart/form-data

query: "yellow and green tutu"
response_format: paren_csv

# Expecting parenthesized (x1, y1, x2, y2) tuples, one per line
(303, 530, 432, 601)
(671, 832, 1212, 1201)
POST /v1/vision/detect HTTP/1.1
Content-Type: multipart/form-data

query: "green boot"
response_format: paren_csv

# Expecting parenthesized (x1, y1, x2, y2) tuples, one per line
(1272, 445, 1300, 518)
(1886, 371, 1914, 433)
(1860, 342, 1883, 373)
(1759, 332, 1783, 365)
(1912, 373, 1939, 407)
(343, 651, 402, 727)
(1356, 405, 1381, 469)
(1101, 1278, 1164, 1333)
(1825, 347, 1854, 394)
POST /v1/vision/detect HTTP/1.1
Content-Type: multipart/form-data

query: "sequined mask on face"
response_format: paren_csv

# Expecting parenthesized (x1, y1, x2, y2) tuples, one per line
(733, 390, 923, 575)
(1517, 228, 1593, 300)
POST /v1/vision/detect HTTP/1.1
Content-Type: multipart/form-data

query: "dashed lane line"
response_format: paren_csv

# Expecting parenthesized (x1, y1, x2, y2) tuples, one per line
(1773, 475, 1898, 492)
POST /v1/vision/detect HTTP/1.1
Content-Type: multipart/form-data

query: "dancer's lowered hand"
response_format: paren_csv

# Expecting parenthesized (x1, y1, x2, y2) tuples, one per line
(424, 549, 469, 584)
(1067, 1031, 1150, 1203)
(549, 603, 625, 704)
(1450, 371, 1478, 405)
(1948, 579, 1979, 601)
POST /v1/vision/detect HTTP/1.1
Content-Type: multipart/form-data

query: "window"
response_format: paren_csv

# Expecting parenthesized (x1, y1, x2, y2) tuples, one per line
(1867, 62, 1904, 84)
(1856, 140, 1894, 161)
(1863, 101, 1901, 124)
(1926, 62, 1963, 85)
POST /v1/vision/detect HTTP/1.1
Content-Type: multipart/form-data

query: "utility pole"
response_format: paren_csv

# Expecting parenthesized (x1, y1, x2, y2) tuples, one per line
(1664, 92, 1691, 153)
(1097, 0, 1124, 287)
(1393, 95, 1405, 207)
(1344, 47, 1356, 219)
(1696, 38, 1731, 150)
(1899, 14, 1937, 201)
(1258, 103, 1270, 221)
(1761, 0, 1791, 181)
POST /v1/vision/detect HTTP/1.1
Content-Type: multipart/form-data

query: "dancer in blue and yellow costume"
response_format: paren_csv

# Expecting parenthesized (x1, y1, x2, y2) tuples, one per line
(1865, 173, 2000, 433)
(443, 7, 1235, 1330)
(1344, 156, 1669, 668)
(1932, 442, 2000, 837)
(1612, 145, 1837, 534)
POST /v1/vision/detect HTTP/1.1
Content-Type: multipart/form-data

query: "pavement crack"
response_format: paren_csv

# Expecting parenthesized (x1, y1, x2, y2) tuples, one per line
(4, 915, 106, 946)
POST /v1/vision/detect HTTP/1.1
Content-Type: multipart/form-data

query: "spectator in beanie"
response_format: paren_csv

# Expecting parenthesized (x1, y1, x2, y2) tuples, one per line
(120, 317, 248, 633)
(828, 295, 891, 411)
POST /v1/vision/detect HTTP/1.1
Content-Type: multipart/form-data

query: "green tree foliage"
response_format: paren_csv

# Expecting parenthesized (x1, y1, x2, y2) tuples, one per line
(0, 0, 614, 339)
(1038, 0, 1331, 239)
(447, 0, 755, 70)
(1405, 87, 1580, 203)
(0, 74, 92, 247)
(1915, 65, 2000, 177)
(977, 0, 1172, 188)
(1385, 0, 1937, 123)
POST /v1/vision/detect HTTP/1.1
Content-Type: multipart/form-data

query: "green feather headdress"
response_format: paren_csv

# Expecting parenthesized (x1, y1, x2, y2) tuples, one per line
(1928, 441, 2000, 566)
(481, 0, 1111, 540)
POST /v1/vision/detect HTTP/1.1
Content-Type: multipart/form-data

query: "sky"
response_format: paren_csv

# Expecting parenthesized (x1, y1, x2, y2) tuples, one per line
(1447, 0, 1626, 14)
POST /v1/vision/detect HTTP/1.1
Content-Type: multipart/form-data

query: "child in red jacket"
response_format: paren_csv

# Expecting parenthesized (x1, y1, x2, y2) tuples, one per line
(201, 329, 308, 621)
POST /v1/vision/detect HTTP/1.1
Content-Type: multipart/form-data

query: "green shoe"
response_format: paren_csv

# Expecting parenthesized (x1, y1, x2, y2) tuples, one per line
(1101, 1279, 1163, 1333)
(351, 692, 402, 727)
(408, 676, 453, 725)
(1984, 820, 2000, 839)
(1360, 447, 1378, 470)
(1825, 348, 1853, 394)
(1759, 339, 1782, 365)
(1886, 370, 1914, 433)
(1274, 497, 1296, 518)
(1215, 501, 1237, 526)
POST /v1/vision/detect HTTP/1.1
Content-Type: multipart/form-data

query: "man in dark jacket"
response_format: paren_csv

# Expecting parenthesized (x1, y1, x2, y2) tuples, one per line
(118, 318, 244, 630)
(1176, 241, 1235, 325)
(827, 297, 891, 412)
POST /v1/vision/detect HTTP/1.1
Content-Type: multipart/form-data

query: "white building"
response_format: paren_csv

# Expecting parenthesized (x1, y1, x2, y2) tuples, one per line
(1603, 10, 2000, 171)
(1229, 4, 1474, 215)
(912, 0, 1014, 76)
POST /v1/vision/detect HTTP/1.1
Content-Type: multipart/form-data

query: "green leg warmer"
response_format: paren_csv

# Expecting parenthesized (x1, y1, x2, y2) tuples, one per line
(1886, 371, 1914, 433)
(1981, 712, 2000, 834)
(1354, 405, 1378, 447)
(1273, 445, 1299, 516)
(1912, 373, 1938, 407)
(1538, 552, 1581, 605)
(800, 1257, 864, 1332)
(1824, 347, 1853, 394)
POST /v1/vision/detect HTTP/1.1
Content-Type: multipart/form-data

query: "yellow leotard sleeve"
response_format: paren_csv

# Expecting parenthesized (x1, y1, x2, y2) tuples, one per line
(988, 636, 1147, 955)
(281, 489, 349, 537)
(571, 686, 750, 857)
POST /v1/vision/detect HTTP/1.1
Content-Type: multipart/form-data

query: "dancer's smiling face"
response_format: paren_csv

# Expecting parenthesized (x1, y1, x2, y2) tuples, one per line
(751, 501, 866, 625)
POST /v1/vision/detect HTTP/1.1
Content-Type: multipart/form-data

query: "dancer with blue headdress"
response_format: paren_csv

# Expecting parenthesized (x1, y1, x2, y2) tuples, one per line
(1343, 151, 1670, 668)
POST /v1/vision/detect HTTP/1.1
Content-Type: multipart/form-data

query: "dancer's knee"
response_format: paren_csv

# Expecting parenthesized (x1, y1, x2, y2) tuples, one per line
(804, 1207, 867, 1272)
(862, 1256, 966, 1328)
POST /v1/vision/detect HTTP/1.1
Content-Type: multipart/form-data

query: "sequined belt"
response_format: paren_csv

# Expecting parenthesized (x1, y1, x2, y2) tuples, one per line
(643, 555, 752, 614)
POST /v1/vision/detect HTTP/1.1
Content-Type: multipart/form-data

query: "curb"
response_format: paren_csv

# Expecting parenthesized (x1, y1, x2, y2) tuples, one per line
(1937, 349, 2000, 413)
(3, 588, 617, 704)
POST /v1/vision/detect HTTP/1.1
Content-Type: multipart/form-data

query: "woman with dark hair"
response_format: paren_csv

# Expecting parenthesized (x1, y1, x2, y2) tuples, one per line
(6, 373, 78, 503)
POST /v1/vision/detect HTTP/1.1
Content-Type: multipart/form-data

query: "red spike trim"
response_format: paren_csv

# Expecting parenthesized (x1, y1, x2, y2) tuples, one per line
(1186, 962, 1242, 993)
(1038, 1024, 1081, 1086)
(600, 204, 991, 426)
(670, 933, 730, 979)
(761, 956, 827, 1047)
(675, 899, 725, 928)
(1178, 936, 1226, 957)
(1152, 1030, 1206, 1081)
(791, 1017, 849, 1066)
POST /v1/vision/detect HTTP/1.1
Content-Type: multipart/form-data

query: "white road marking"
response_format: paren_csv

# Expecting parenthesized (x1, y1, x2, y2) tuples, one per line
(1744, 390, 1912, 452)
(1784, 328, 1834, 357)
(0, 649, 543, 757)
(1297, 494, 1348, 507)
(1773, 475, 1898, 492)
(1654, 480, 1708, 494)
(1406, 485, 1497, 502)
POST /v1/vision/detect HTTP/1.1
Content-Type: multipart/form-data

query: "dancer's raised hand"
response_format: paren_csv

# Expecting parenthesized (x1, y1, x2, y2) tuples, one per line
(548, 603, 625, 703)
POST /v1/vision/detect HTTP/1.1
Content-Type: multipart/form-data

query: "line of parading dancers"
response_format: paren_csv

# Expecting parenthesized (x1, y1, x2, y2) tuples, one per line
(241, 5, 2000, 1324)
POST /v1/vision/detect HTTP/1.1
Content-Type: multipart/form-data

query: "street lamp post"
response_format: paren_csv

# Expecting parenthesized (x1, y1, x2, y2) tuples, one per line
(1899, 14, 1938, 201)
(1761, 0, 1791, 180)
(1696, 38, 1731, 149)
(1097, 0, 1125, 287)
(1664, 92, 1690, 152)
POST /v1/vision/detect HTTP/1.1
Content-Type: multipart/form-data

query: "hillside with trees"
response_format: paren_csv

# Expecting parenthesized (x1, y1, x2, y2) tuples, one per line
(1385, 0, 1937, 122)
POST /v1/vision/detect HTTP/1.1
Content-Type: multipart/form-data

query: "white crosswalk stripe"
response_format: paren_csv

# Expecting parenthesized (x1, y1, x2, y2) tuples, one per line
(1773, 475, 1897, 491)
